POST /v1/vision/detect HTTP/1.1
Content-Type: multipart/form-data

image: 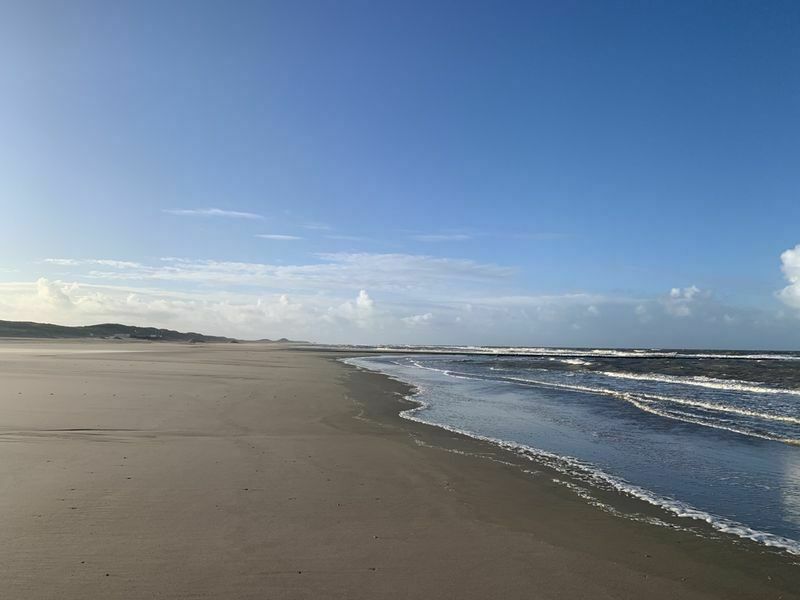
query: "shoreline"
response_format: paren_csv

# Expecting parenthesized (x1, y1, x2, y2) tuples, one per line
(333, 351, 800, 596)
(340, 354, 800, 558)
(0, 340, 797, 598)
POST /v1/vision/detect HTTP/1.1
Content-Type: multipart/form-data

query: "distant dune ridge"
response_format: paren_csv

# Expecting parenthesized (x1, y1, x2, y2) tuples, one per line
(0, 319, 311, 343)
(0, 319, 311, 344)
(0, 319, 236, 342)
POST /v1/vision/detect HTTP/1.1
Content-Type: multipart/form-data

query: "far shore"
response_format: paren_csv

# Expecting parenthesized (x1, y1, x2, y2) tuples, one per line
(0, 339, 796, 599)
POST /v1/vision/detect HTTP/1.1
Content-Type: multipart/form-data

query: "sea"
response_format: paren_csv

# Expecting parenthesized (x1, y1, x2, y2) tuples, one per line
(344, 347, 800, 556)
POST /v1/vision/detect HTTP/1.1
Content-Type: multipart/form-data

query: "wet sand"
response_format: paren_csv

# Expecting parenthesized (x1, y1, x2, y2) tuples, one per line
(0, 340, 797, 599)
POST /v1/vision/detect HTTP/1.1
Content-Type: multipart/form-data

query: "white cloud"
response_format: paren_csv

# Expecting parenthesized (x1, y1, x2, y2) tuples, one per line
(317, 290, 376, 331)
(45, 258, 143, 269)
(312, 253, 513, 288)
(163, 208, 264, 220)
(403, 312, 434, 326)
(464, 293, 618, 308)
(663, 285, 706, 317)
(36, 278, 73, 308)
(47, 253, 511, 293)
(778, 244, 800, 310)
(356, 290, 374, 310)
(92, 260, 143, 269)
(670, 285, 700, 300)
(256, 234, 303, 240)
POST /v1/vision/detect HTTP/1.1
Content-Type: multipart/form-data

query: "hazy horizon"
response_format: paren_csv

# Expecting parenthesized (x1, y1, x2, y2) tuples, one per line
(2, 1, 799, 348)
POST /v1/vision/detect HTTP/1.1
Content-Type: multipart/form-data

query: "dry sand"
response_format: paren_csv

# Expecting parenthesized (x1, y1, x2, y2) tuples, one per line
(0, 339, 797, 599)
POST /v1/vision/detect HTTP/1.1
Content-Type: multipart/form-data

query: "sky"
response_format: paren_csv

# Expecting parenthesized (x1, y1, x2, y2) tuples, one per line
(1, 0, 799, 347)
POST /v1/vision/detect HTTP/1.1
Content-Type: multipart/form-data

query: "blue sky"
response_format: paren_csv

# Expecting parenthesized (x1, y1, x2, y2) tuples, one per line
(1, 1, 799, 347)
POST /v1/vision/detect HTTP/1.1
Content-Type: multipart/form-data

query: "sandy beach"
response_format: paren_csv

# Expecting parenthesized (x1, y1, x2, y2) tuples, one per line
(0, 340, 797, 599)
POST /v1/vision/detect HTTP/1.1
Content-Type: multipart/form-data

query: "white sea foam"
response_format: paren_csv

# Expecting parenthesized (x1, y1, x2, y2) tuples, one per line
(344, 356, 800, 556)
(407, 358, 474, 380)
(475, 362, 800, 432)
(549, 357, 594, 366)
(379, 357, 800, 438)
(616, 394, 794, 444)
(502, 375, 800, 434)
(366, 345, 800, 361)
(600, 370, 800, 396)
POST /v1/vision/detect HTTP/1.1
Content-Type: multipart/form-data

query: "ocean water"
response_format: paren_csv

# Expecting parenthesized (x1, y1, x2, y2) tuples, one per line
(345, 348, 800, 555)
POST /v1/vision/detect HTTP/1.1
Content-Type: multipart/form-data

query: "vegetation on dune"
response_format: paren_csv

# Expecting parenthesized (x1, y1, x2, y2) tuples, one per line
(0, 320, 235, 343)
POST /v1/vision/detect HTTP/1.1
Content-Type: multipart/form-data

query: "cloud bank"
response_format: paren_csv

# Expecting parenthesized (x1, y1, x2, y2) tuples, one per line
(2, 248, 797, 347)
